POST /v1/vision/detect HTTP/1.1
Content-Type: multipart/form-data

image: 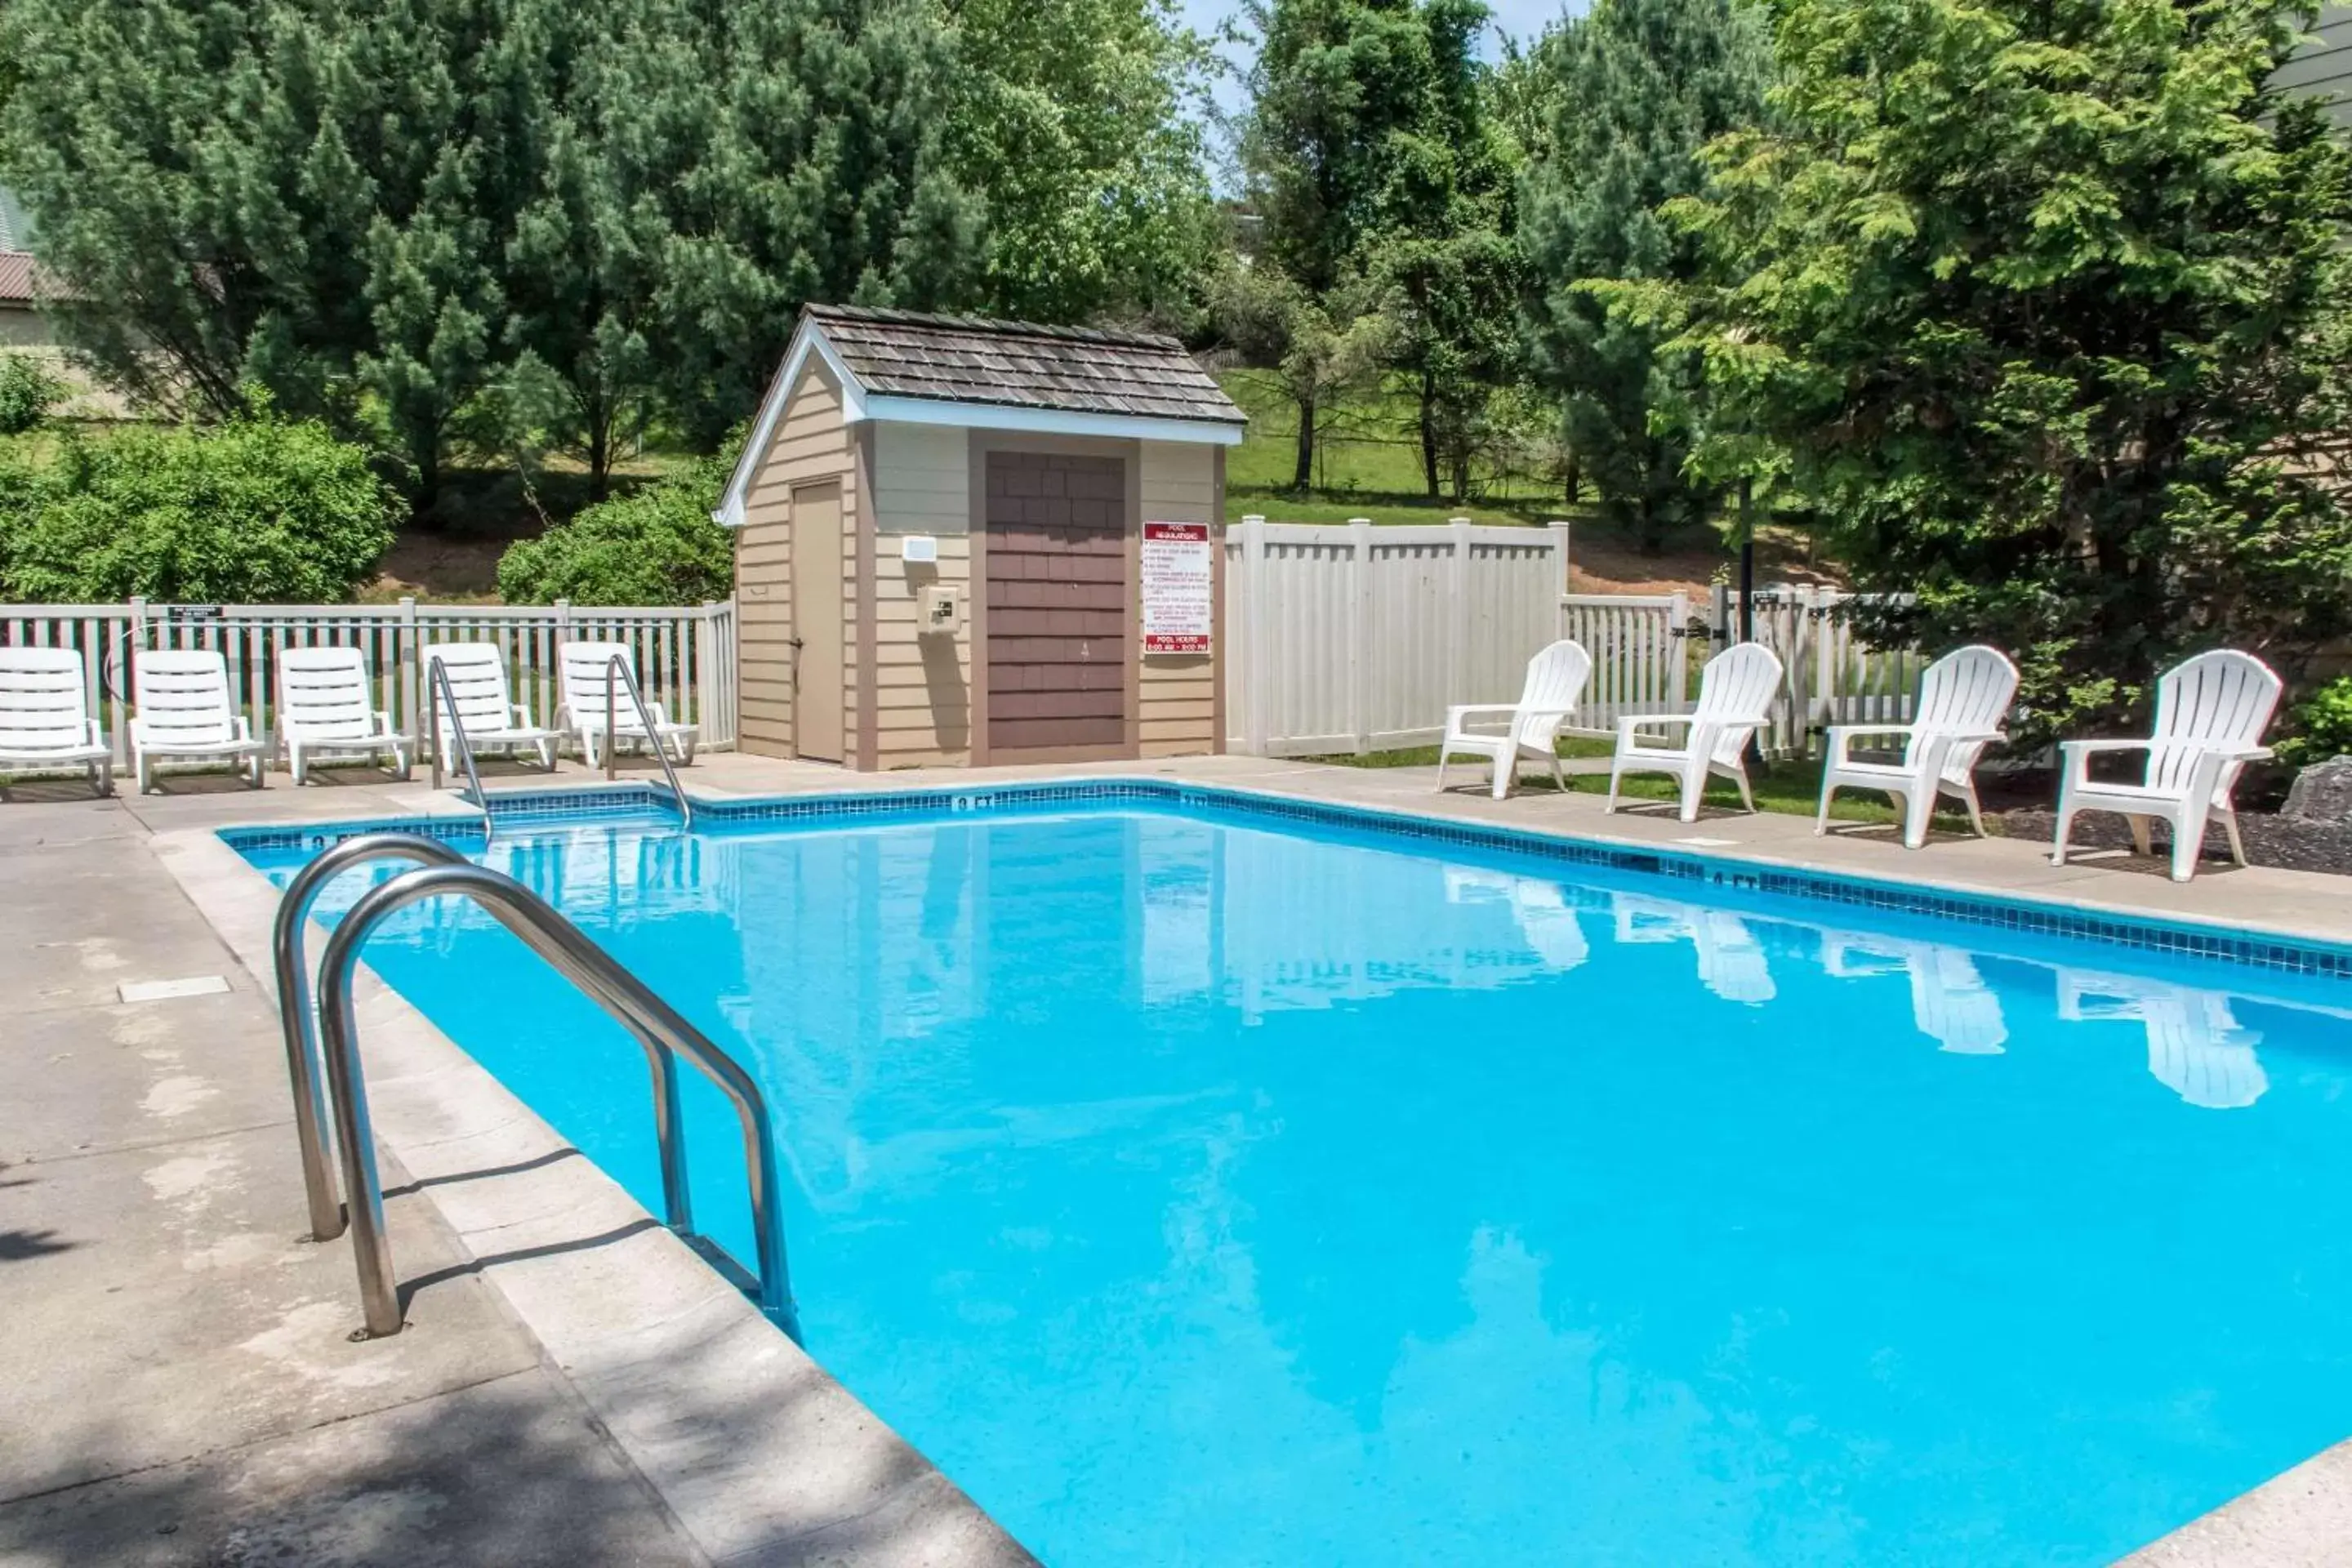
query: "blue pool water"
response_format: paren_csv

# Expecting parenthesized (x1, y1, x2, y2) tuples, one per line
(243, 795, 2352, 1566)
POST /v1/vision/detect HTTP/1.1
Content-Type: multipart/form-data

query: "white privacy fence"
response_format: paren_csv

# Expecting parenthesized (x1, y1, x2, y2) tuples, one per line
(1222, 523, 1924, 761)
(0, 597, 738, 766)
(1224, 517, 1572, 756)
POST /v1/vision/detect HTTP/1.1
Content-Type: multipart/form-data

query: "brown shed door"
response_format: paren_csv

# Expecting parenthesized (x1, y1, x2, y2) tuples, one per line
(790, 481, 844, 762)
(985, 452, 1129, 756)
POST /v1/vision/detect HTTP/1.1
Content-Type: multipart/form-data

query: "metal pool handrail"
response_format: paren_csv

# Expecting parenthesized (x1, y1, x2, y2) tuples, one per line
(602, 652, 694, 830)
(425, 656, 495, 842)
(313, 860, 793, 1338)
(273, 832, 473, 1241)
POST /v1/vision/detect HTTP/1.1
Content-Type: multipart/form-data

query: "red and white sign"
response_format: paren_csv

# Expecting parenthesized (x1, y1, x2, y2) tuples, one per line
(1141, 521, 1214, 654)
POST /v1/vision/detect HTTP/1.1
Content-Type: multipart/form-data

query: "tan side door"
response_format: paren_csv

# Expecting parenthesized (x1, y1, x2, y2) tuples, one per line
(790, 481, 845, 762)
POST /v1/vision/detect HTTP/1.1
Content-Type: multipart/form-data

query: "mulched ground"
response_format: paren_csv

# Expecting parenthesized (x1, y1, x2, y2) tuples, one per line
(1993, 807, 2352, 878)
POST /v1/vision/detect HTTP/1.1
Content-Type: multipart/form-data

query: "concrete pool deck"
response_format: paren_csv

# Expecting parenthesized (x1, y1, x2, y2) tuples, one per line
(4, 748, 2350, 1566)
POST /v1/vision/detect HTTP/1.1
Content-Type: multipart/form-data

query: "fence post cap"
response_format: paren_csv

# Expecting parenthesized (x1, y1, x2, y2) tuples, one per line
(1448, 516, 1471, 524)
(1241, 514, 1266, 525)
(1348, 516, 1372, 526)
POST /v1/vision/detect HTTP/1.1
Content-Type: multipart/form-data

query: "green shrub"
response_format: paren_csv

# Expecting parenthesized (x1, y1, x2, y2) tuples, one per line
(0, 353, 65, 434)
(0, 413, 398, 602)
(2280, 677, 2352, 768)
(497, 459, 733, 607)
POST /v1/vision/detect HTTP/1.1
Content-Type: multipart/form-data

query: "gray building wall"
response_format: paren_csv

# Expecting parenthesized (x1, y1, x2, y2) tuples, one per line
(2281, 7, 2352, 127)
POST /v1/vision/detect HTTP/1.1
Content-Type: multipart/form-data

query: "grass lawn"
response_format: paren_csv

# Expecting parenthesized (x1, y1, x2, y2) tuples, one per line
(1313, 735, 1984, 835)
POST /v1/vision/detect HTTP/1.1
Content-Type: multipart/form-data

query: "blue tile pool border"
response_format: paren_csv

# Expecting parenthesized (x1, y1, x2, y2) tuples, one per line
(214, 777, 2352, 982)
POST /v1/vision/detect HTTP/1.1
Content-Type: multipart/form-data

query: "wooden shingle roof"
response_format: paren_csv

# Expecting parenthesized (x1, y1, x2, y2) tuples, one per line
(803, 304, 1243, 428)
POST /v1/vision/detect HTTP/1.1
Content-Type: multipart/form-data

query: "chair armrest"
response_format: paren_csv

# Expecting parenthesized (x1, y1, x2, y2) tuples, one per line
(1824, 723, 1918, 767)
(2057, 737, 2149, 755)
(1615, 712, 1697, 740)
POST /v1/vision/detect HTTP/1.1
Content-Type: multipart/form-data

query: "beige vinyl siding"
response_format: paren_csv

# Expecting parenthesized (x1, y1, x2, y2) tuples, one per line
(871, 422, 974, 767)
(1135, 439, 1218, 758)
(736, 363, 857, 758)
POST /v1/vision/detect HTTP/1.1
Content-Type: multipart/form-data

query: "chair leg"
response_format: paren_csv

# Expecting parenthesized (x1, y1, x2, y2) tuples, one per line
(1435, 750, 1449, 793)
(2126, 815, 2154, 858)
(1902, 780, 1936, 851)
(137, 753, 154, 795)
(2051, 803, 2075, 866)
(1490, 753, 1512, 801)
(2171, 805, 2208, 884)
(1732, 763, 1756, 815)
(1961, 782, 1988, 839)
(1679, 758, 1707, 823)
(1549, 750, 1566, 794)
(1604, 760, 1624, 815)
(2220, 804, 2248, 866)
(1815, 781, 1836, 836)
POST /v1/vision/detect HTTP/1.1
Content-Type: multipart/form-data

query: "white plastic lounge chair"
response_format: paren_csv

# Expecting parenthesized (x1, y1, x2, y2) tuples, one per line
(556, 642, 697, 769)
(275, 647, 412, 785)
(1816, 644, 2019, 849)
(1606, 643, 1784, 823)
(1613, 893, 1775, 1005)
(1437, 639, 1593, 800)
(1821, 933, 2007, 1055)
(422, 644, 563, 772)
(131, 649, 265, 793)
(0, 647, 114, 796)
(2056, 969, 2266, 1109)
(2051, 649, 2281, 883)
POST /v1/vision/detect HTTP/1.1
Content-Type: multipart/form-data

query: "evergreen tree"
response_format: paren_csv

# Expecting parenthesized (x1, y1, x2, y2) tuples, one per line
(1517, 0, 1768, 550)
(1631, 0, 2352, 738)
(1366, 0, 1519, 500)
(1241, 0, 1461, 488)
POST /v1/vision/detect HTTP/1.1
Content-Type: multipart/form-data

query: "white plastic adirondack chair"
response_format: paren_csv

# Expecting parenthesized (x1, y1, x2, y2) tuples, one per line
(1613, 893, 1776, 1005)
(2051, 649, 2280, 883)
(422, 644, 563, 771)
(2056, 969, 2267, 1110)
(1821, 933, 2007, 1055)
(1436, 639, 1593, 800)
(1606, 642, 1784, 823)
(0, 647, 113, 796)
(131, 649, 265, 793)
(556, 642, 697, 769)
(1816, 645, 2019, 849)
(276, 647, 412, 785)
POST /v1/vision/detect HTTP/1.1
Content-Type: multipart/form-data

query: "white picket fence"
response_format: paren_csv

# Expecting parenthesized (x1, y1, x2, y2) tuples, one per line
(0, 597, 739, 766)
(1708, 583, 1924, 758)
(1223, 516, 1572, 756)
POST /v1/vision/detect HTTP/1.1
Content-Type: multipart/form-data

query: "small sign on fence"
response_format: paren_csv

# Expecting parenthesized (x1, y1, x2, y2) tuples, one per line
(1141, 521, 1214, 654)
(165, 604, 224, 624)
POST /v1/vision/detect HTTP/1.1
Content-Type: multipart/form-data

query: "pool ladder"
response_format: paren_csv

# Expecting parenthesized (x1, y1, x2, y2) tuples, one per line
(425, 652, 695, 841)
(272, 833, 794, 1339)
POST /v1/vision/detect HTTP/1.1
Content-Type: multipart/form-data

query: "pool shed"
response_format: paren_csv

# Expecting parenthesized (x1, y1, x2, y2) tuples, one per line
(715, 304, 1246, 769)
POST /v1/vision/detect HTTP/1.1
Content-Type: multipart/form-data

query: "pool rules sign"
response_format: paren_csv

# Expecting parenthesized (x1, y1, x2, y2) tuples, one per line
(1141, 522, 1214, 654)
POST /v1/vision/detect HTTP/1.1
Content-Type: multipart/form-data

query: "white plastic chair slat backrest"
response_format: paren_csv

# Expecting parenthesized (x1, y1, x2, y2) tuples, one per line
(1694, 644, 1783, 764)
(1910, 645, 2019, 784)
(2146, 650, 2280, 796)
(425, 644, 521, 736)
(135, 650, 238, 746)
(0, 648, 96, 752)
(278, 647, 377, 741)
(1511, 639, 1593, 749)
(559, 641, 639, 726)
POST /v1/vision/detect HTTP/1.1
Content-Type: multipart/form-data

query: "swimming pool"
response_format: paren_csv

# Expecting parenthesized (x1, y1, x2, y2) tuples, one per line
(237, 785, 2352, 1566)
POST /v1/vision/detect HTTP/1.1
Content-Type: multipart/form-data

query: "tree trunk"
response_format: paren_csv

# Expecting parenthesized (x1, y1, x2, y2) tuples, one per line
(1419, 372, 1441, 499)
(586, 404, 612, 503)
(1565, 456, 1580, 506)
(1292, 390, 1315, 491)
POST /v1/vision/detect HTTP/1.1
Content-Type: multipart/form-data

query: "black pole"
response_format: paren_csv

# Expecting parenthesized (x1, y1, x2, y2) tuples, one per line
(1737, 475, 1755, 644)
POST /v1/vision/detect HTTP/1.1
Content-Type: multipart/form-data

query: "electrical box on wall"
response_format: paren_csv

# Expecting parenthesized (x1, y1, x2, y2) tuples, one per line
(916, 584, 962, 636)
